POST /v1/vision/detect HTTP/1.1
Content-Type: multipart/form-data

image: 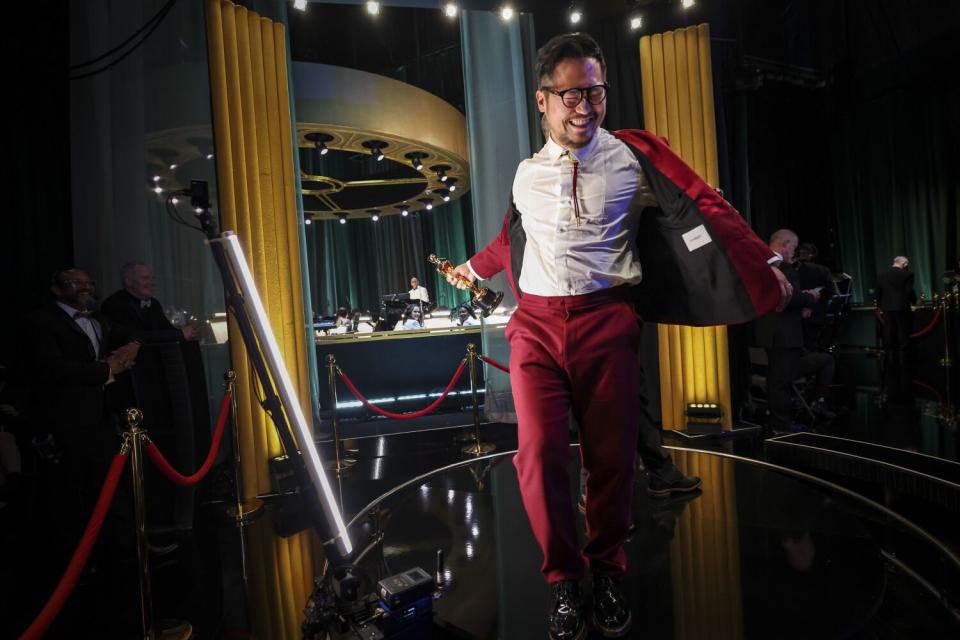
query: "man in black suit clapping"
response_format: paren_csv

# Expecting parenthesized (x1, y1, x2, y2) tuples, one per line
(100, 262, 199, 343)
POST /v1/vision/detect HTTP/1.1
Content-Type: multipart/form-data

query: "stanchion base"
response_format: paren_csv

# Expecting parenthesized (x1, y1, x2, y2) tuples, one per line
(324, 457, 357, 475)
(226, 498, 265, 527)
(462, 442, 496, 456)
(156, 618, 193, 640)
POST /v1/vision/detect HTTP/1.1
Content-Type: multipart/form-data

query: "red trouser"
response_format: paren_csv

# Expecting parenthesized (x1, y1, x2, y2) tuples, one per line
(505, 287, 641, 584)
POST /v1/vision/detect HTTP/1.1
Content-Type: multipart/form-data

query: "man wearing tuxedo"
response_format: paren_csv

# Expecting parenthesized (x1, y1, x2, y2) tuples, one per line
(100, 262, 199, 343)
(25, 269, 139, 577)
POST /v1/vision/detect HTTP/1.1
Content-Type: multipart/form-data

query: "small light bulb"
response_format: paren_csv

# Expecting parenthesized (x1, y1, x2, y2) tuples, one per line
(153, 175, 161, 182)
(426, 203, 433, 210)
(153, 186, 163, 194)
(443, 195, 450, 202)
(304, 218, 312, 225)
(371, 214, 379, 222)
(500, 5, 514, 21)
(320, 147, 329, 156)
(171, 196, 179, 205)
(194, 207, 203, 213)
(168, 163, 177, 170)
(630, 16, 642, 30)
(401, 209, 409, 217)
(293, 0, 307, 10)
(682, 0, 695, 8)
(366, 1, 379, 16)
(570, 10, 581, 24)
(339, 217, 347, 225)
(449, 184, 457, 192)
(444, 3, 457, 18)
(206, 153, 214, 160)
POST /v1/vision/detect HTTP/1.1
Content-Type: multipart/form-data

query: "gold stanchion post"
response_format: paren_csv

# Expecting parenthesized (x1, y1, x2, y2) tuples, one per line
(462, 344, 495, 456)
(123, 407, 155, 640)
(223, 371, 263, 579)
(325, 355, 356, 475)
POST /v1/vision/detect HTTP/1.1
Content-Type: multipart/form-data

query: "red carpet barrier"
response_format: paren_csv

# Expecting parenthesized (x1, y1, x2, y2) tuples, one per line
(339, 360, 467, 419)
(145, 390, 232, 486)
(478, 354, 510, 374)
(19, 453, 130, 640)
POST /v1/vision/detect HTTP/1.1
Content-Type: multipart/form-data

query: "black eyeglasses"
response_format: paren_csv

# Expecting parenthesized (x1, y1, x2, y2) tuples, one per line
(540, 83, 609, 108)
(58, 279, 96, 289)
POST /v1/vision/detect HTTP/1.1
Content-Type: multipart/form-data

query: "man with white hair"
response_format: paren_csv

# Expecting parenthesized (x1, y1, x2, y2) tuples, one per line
(876, 255, 917, 375)
(101, 262, 199, 343)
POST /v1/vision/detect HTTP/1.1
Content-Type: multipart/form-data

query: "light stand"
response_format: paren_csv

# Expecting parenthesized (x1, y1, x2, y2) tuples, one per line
(188, 181, 352, 562)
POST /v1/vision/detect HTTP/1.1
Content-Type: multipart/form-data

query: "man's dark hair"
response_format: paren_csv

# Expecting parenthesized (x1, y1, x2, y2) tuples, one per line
(535, 32, 605, 86)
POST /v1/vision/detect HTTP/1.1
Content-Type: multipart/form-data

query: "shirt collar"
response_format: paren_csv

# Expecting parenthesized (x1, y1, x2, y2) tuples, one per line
(542, 129, 603, 164)
(56, 301, 89, 319)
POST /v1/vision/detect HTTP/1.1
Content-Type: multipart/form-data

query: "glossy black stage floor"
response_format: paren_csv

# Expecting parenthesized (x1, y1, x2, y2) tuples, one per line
(327, 427, 960, 639)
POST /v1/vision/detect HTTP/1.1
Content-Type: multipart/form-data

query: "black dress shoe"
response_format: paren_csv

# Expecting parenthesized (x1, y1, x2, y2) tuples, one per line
(592, 574, 632, 637)
(647, 463, 702, 498)
(548, 580, 587, 640)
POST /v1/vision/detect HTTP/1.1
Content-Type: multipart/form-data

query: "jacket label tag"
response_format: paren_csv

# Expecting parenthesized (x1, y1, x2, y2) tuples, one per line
(682, 224, 711, 252)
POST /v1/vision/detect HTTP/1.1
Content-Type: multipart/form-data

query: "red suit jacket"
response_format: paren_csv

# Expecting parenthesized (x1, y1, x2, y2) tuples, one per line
(469, 129, 779, 326)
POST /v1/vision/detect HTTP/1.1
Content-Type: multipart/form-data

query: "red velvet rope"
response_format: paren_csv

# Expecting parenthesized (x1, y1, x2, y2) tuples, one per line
(478, 354, 511, 374)
(19, 452, 129, 640)
(339, 360, 467, 419)
(144, 390, 232, 487)
(874, 308, 942, 339)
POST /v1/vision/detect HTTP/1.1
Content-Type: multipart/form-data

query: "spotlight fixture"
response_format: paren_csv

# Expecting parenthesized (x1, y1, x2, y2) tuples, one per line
(171, 196, 179, 205)
(362, 139, 388, 162)
(336, 212, 348, 224)
(153, 175, 161, 182)
(445, 177, 458, 193)
(396, 204, 410, 217)
(434, 189, 451, 203)
(431, 164, 451, 183)
(682, 0, 696, 8)
(405, 151, 427, 171)
(306, 132, 334, 156)
(304, 217, 312, 225)
(168, 163, 177, 170)
(629, 15, 643, 31)
(418, 197, 434, 211)
(293, 0, 307, 10)
(569, 5, 582, 24)
(367, 209, 380, 222)
(444, 2, 458, 18)
(153, 186, 163, 194)
(499, 5, 514, 21)
(366, 1, 379, 16)
(206, 153, 215, 160)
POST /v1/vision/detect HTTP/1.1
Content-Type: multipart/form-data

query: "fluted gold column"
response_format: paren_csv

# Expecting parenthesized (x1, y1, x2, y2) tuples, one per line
(639, 23, 732, 430)
(668, 450, 743, 639)
(205, 1, 320, 637)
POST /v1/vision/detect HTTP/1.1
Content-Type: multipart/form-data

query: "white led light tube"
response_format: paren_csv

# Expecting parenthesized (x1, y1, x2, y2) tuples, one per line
(221, 232, 352, 555)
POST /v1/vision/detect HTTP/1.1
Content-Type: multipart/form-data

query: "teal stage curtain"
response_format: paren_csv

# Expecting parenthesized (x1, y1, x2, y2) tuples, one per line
(304, 198, 474, 316)
(833, 87, 959, 303)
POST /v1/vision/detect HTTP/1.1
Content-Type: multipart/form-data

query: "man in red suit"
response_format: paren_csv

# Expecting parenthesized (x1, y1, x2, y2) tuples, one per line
(446, 33, 789, 639)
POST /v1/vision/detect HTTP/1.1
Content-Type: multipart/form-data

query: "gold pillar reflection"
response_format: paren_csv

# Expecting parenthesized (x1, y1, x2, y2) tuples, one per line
(205, 1, 321, 637)
(639, 23, 733, 430)
(669, 450, 743, 640)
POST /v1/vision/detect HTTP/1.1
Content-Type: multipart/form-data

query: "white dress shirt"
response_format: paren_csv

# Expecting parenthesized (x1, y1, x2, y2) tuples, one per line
(409, 286, 430, 303)
(474, 128, 657, 297)
(57, 301, 101, 356)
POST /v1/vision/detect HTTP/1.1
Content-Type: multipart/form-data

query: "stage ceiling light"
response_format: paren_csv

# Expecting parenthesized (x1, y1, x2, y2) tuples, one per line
(368, 209, 381, 221)
(366, 1, 379, 16)
(500, 5, 514, 21)
(293, 0, 307, 11)
(418, 197, 434, 211)
(630, 15, 643, 31)
(336, 212, 348, 224)
(682, 0, 696, 8)
(444, 2, 458, 18)
(304, 217, 312, 225)
(569, 5, 582, 24)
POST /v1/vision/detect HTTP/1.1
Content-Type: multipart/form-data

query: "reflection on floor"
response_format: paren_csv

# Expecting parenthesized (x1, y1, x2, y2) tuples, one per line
(346, 446, 959, 639)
